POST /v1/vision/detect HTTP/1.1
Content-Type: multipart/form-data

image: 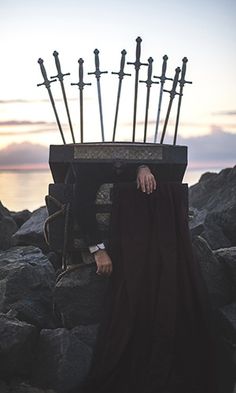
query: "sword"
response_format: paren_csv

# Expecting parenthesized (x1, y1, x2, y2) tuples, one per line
(153, 55, 173, 142)
(173, 57, 192, 145)
(88, 49, 108, 142)
(51, 51, 75, 144)
(127, 37, 148, 142)
(71, 58, 91, 143)
(111, 49, 131, 142)
(140, 57, 159, 143)
(37, 58, 66, 144)
(160, 67, 181, 144)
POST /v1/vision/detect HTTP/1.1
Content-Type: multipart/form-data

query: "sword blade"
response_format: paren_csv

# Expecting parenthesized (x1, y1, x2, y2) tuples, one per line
(60, 81, 75, 143)
(154, 84, 164, 142)
(79, 89, 84, 143)
(96, 79, 105, 142)
(132, 70, 139, 142)
(48, 88, 66, 144)
(173, 87, 183, 145)
(160, 98, 173, 144)
(143, 87, 151, 143)
(112, 79, 122, 142)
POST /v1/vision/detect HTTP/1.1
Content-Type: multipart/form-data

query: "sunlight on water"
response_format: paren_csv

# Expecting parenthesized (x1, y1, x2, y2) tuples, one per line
(0, 167, 221, 212)
(0, 170, 53, 212)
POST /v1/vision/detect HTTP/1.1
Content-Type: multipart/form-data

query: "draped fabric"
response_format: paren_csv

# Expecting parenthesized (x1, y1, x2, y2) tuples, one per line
(83, 182, 217, 393)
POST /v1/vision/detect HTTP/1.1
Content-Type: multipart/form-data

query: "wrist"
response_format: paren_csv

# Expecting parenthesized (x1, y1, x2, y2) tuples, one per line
(89, 243, 105, 254)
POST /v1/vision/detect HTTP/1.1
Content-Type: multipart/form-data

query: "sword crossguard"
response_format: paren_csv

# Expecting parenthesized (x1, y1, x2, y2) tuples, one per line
(179, 57, 192, 88)
(111, 49, 131, 79)
(127, 36, 148, 70)
(50, 51, 70, 81)
(37, 58, 57, 89)
(71, 58, 92, 90)
(88, 49, 108, 79)
(139, 57, 159, 88)
(154, 55, 173, 84)
(163, 67, 181, 99)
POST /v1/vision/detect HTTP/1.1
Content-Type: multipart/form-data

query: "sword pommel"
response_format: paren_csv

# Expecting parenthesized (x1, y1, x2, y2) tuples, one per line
(37, 58, 57, 89)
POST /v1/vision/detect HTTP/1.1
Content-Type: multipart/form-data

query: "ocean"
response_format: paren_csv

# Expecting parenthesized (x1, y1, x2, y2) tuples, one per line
(0, 167, 220, 212)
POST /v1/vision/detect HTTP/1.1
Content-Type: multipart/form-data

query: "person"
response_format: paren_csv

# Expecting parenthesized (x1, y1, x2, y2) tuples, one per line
(74, 164, 157, 274)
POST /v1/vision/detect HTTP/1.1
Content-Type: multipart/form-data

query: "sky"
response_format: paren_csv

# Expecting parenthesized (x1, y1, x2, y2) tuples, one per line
(0, 0, 236, 170)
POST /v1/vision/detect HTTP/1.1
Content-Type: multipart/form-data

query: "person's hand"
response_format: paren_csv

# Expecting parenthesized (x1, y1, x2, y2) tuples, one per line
(94, 249, 113, 276)
(137, 166, 157, 194)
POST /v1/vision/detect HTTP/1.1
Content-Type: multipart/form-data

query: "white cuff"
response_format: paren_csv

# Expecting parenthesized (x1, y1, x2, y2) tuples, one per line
(89, 243, 105, 254)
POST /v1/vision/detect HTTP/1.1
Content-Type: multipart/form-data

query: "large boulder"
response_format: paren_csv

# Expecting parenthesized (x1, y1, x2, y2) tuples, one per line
(189, 166, 236, 249)
(192, 236, 232, 308)
(214, 247, 236, 300)
(12, 207, 48, 252)
(0, 246, 55, 328)
(54, 256, 110, 328)
(0, 313, 37, 379)
(32, 327, 92, 393)
(0, 201, 18, 250)
(11, 209, 32, 228)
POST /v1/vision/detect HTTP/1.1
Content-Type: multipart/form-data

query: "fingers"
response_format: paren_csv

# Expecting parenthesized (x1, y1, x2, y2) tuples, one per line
(95, 250, 113, 276)
(138, 174, 157, 194)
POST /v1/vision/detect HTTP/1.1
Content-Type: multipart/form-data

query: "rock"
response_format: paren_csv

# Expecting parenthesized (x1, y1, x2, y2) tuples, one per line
(12, 207, 48, 252)
(192, 236, 232, 308)
(0, 246, 55, 328)
(7, 379, 56, 393)
(54, 261, 110, 328)
(0, 380, 9, 393)
(214, 247, 236, 300)
(11, 209, 32, 228)
(32, 328, 92, 393)
(0, 313, 37, 379)
(189, 165, 236, 249)
(0, 202, 18, 250)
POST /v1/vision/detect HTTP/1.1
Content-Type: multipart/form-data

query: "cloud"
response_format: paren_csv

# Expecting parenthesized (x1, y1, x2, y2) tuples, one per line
(0, 120, 52, 126)
(0, 128, 235, 169)
(212, 110, 236, 116)
(178, 126, 236, 164)
(0, 142, 48, 165)
(0, 119, 59, 136)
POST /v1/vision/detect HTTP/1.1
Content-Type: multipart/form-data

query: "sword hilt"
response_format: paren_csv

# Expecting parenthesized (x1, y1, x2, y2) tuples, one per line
(139, 57, 159, 88)
(37, 58, 57, 89)
(51, 51, 70, 81)
(88, 49, 108, 79)
(179, 57, 192, 88)
(163, 67, 181, 99)
(127, 36, 148, 70)
(111, 49, 131, 79)
(153, 55, 173, 84)
(71, 58, 92, 90)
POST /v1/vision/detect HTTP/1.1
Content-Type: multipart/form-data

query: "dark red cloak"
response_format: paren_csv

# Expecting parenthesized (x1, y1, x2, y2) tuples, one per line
(84, 182, 217, 393)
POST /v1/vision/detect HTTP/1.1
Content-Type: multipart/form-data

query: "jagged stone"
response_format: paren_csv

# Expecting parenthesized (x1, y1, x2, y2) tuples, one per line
(214, 247, 236, 300)
(0, 246, 55, 328)
(0, 201, 18, 250)
(0, 313, 37, 379)
(192, 236, 232, 308)
(32, 328, 92, 393)
(54, 262, 110, 328)
(11, 209, 32, 228)
(189, 165, 236, 249)
(12, 207, 48, 252)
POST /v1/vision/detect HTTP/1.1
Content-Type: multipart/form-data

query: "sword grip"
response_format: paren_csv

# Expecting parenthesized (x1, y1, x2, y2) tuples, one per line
(51, 51, 70, 80)
(136, 36, 142, 64)
(79, 58, 84, 84)
(37, 58, 57, 88)
(179, 57, 192, 87)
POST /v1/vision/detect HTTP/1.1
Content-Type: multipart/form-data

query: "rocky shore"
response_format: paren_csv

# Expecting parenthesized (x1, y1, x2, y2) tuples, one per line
(0, 166, 236, 393)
